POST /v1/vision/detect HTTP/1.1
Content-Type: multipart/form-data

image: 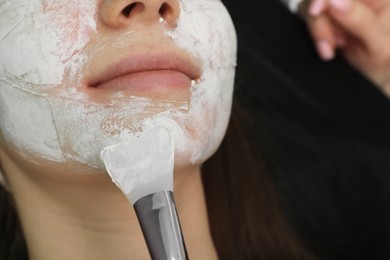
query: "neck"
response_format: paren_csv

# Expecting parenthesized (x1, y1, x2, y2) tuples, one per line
(0, 150, 217, 260)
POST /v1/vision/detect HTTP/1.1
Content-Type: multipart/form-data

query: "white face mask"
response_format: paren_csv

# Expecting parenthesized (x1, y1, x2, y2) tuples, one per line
(0, 0, 237, 173)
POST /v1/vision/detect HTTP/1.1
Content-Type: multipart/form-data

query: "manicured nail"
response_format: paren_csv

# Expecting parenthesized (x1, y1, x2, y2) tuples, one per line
(309, 0, 326, 16)
(317, 40, 335, 60)
(330, 0, 352, 12)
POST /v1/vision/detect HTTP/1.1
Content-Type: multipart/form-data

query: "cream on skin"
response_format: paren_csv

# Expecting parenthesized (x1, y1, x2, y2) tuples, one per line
(0, 0, 237, 174)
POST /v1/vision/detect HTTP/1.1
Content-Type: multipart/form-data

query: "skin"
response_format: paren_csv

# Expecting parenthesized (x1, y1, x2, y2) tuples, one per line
(300, 0, 390, 97)
(0, 0, 236, 170)
(0, 0, 237, 259)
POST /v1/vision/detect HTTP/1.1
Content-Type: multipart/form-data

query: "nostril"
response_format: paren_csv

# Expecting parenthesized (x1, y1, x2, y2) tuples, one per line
(102, 0, 179, 27)
(159, 3, 172, 19)
(158, 2, 178, 26)
(121, 3, 138, 18)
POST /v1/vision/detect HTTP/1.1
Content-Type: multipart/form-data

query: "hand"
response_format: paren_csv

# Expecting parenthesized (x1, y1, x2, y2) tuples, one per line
(301, 0, 390, 95)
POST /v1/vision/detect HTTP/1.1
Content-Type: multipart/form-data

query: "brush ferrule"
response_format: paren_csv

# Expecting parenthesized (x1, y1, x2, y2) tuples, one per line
(134, 191, 188, 260)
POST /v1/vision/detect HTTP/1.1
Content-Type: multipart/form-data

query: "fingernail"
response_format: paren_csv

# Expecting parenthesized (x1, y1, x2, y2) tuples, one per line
(309, 0, 326, 16)
(317, 40, 335, 60)
(330, 0, 352, 12)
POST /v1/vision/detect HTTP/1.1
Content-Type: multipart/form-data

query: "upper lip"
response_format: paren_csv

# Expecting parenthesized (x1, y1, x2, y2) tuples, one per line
(88, 51, 202, 87)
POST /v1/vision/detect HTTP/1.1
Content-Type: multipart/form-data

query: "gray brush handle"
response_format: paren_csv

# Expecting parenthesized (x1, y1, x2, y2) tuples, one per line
(134, 191, 188, 260)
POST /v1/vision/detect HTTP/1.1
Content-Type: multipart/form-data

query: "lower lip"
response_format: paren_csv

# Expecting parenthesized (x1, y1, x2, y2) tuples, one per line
(92, 70, 192, 92)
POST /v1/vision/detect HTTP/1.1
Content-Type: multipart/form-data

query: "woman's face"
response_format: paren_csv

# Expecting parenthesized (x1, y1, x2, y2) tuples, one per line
(0, 0, 236, 173)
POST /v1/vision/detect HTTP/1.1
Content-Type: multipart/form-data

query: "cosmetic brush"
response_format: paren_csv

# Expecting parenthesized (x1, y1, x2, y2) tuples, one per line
(100, 127, 188, 260)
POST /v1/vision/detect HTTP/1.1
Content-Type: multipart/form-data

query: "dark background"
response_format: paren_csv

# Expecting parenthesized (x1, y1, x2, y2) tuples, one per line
(223, 0, 390, 259)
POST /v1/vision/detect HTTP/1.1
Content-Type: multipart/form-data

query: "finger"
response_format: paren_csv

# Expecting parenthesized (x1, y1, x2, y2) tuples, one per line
(308, 15, 337, 60)
(309, 0, 327, 16)
(333, 26, 348, 47)
(298, 0, 327, 19)
(329, 0, 386, 52)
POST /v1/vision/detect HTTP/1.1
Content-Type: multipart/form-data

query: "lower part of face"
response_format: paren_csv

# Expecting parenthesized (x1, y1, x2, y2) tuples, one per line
(0, 0, 237, 174)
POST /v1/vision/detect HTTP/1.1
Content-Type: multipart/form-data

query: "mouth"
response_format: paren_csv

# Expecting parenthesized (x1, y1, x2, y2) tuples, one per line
(87, 52, 201, 94)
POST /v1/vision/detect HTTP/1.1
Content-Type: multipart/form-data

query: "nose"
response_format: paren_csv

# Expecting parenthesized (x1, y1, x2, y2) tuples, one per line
(100, 0, 180, 29)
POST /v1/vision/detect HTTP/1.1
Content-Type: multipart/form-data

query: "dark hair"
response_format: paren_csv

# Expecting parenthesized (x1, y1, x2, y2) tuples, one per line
(202, 96, 315, 259)
(0, 184, 28, 260)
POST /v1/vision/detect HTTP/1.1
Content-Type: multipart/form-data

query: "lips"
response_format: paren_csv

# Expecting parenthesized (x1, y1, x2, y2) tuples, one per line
(88, 52, 201, 93)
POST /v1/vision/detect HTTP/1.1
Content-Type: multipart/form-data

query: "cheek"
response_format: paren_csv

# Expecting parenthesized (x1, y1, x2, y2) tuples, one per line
(173, 0, 237, 71)
(0, 4, 62, 86)
(0, 87, 64, 162)
(0, 1, 96, 92)
(167, 0, 237, 164)
(42, 0, 97, 59)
